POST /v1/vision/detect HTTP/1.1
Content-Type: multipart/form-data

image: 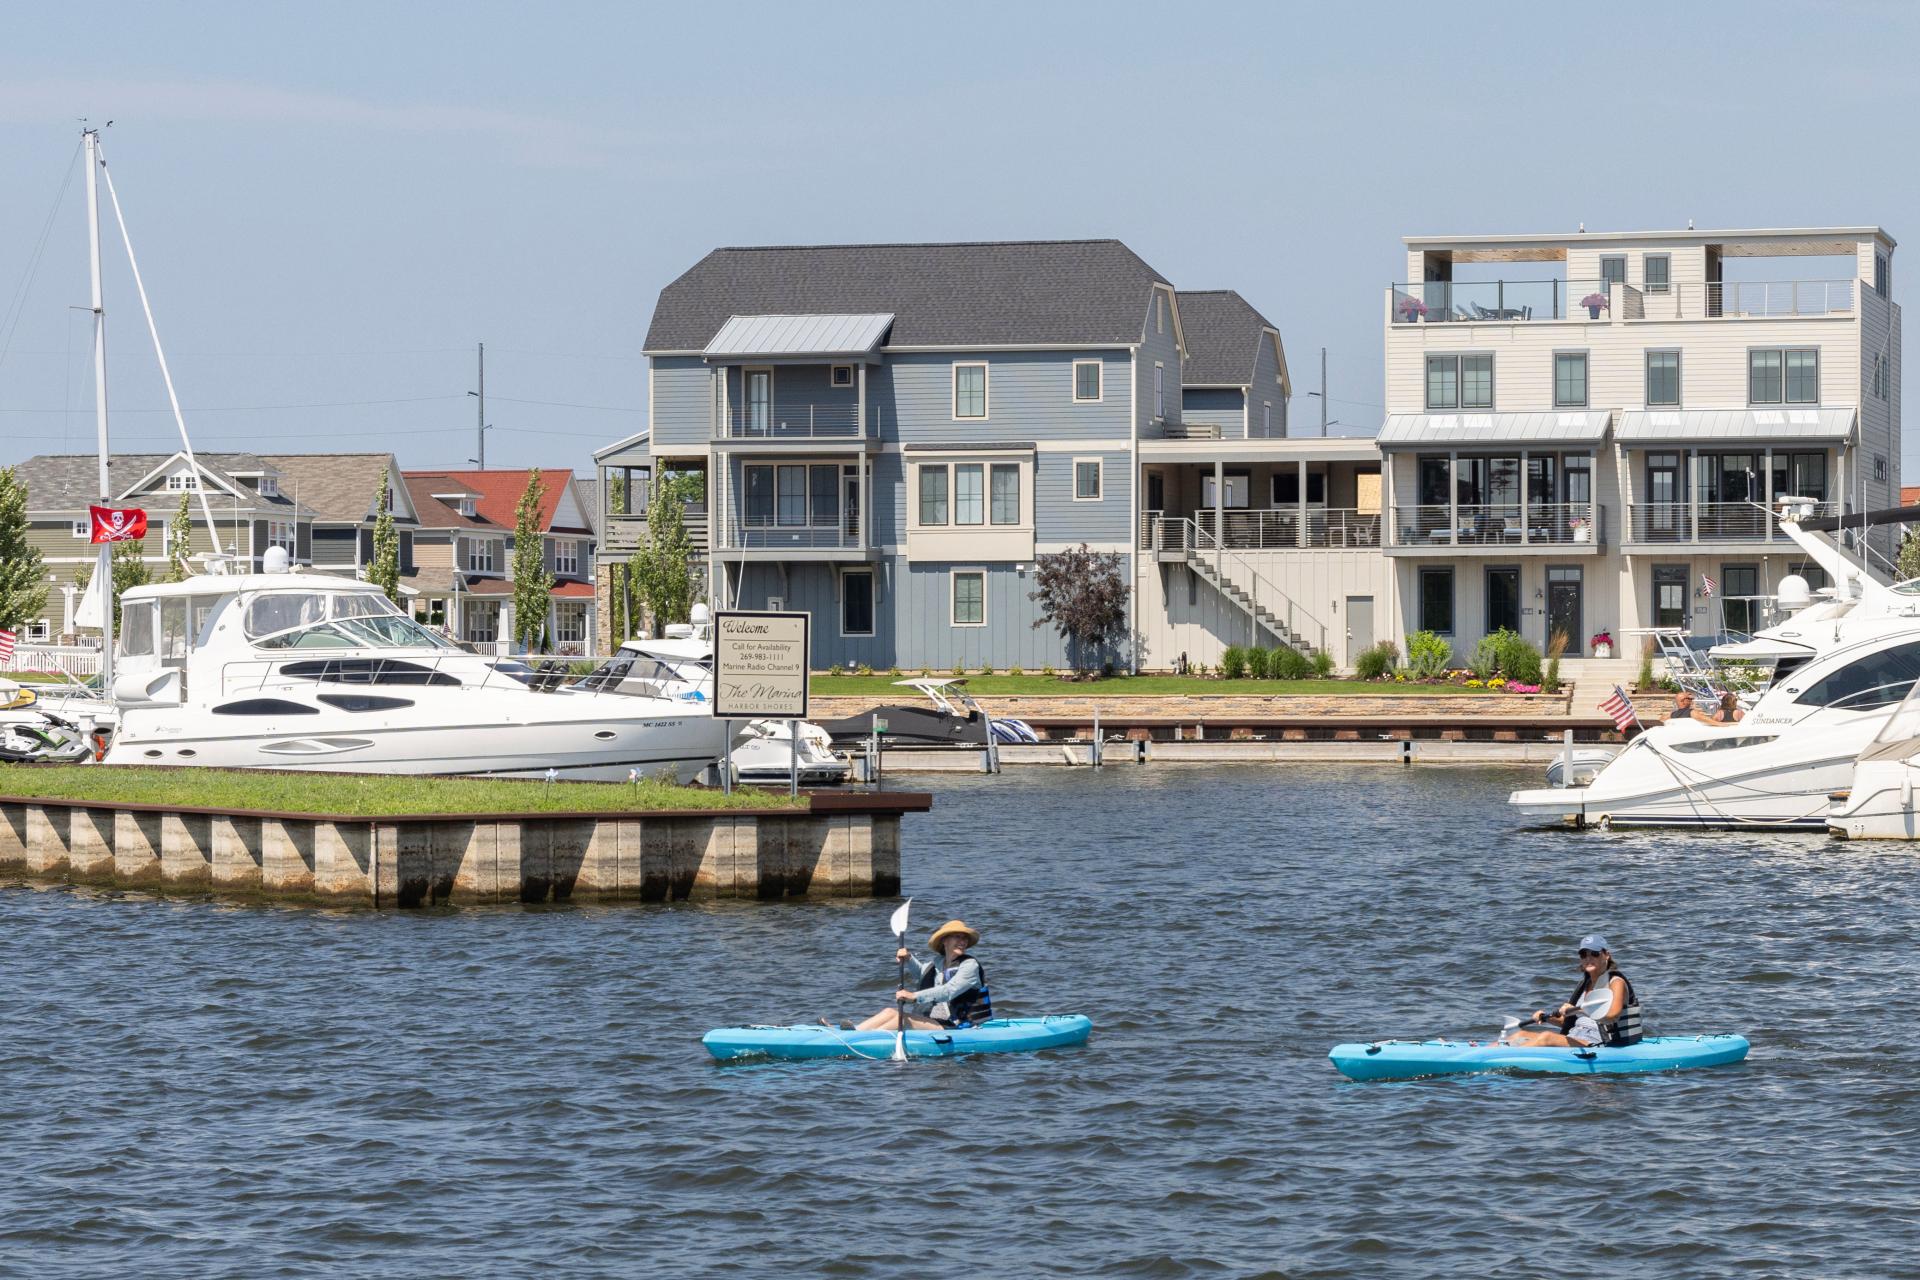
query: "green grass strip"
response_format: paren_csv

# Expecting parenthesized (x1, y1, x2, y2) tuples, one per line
(809, 674, 1511, 697)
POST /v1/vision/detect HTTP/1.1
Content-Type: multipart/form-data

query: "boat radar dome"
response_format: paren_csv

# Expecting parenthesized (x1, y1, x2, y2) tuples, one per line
(691, 602, 712, 625)
(1776, 574, 1812, 609)
(262, 545, 292, 574)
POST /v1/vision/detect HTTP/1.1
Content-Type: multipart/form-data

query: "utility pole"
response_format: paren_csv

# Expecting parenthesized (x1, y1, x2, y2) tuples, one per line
(468, 341, 489, 468)
(1319, 347, 1328, 438)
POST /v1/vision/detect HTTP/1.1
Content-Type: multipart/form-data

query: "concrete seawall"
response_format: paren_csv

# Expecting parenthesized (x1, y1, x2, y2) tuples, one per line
(0, 792, 925, 907)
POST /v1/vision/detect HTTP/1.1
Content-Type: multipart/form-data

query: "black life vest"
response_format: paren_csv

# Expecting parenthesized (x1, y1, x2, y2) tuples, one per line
(917, 953, 993, 1027)
(1565, 968, 1642, 1046)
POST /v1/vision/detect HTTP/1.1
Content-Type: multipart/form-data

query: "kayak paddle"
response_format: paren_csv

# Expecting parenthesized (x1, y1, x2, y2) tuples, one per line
(890, 897, 913, 1062)
(1501, 988, 1616, 1039)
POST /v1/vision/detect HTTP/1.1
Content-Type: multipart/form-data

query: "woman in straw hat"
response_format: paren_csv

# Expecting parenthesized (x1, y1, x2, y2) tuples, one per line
(852, 919, 995, 1031)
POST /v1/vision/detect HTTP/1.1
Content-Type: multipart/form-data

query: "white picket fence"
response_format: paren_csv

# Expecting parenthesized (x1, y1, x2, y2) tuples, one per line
(8, 644, 104, 677)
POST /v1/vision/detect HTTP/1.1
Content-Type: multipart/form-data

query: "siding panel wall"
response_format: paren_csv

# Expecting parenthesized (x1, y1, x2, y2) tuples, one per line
(650, 357, 713, 451)
(882, 350, 1131, 445)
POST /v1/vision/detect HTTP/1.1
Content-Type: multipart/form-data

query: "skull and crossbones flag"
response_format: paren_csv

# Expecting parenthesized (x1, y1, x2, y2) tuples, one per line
(88, 505, 148, 543)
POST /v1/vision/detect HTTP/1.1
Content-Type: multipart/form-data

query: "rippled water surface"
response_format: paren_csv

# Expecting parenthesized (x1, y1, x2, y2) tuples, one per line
(5, 764, 1919, 1277)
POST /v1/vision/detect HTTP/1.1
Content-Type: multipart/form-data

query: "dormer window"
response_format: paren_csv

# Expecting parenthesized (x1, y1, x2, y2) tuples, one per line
(166, 472, 200, 492)
(459, 498, 476, 517)
(258, 476, 280, 497)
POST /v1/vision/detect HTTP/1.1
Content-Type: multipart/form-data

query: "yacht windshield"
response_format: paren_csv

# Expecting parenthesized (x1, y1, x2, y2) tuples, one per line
(245, 590, 455, 652)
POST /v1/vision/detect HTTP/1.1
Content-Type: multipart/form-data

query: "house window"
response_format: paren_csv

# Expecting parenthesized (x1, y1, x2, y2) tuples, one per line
(465, 600, 499, 643)
(1156, 294, 1166, 334)
(952, 570, 985, 626)
(1273, 472, 1326, 505)
(1876, 252, 1890, 299)
(1770, 451, 1828, 502)
(1554, 352, 1588, 408)
(555, 602, 587, 645)
(554, 540, 579, 576)
(775, 464, 808, 526)
(810, 464, 840, 526)
(1485, 565, 1521, 634)
(1073, 360, 1102, 402)
(1722, 564, 1760, 636)
(1643, 255, 1670, 294)
(1874, 352, 1890, 400)
(918, 466, 949, 526)
(955, 464, 985, 525)
(1652, 564, 1688, 628)
(1646, 350, 1681, 406)
(1201, 471, 1249, 508)
(1074, 459, 1102, 501)
(842, 569, 875, 636)
(1154, 363, 1165, 418)
(1426, 354, 1493, 410)
(953, 363, 988, 419)
(465, 538, 497, 574)
(1750, 347, 1818, 404)
(1600, 256, 1627, 287)
(458, 497, 476, 517)
(25, 619, 50, 642)
(744, 465, 774, 527)
(1419, 566, 1454, 635)
(71, 520, 89, 538)
(166, 472, 200, 492)
(830, 365, 854, 388)
(258, 476, 280, 497)
(1262, 402, 1272, 436)
(744, 368, 773, 434)
(990, 463, 1020, 526)
(267, 520, 295, 552)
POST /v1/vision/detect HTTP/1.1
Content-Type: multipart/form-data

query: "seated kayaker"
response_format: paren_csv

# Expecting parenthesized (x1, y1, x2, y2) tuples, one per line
(852, 919, 994, 1032)
(1507, 934, 1643, 1048)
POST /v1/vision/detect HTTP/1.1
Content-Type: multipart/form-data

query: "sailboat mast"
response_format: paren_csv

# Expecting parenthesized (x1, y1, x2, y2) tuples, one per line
(83, 127, 114, 690)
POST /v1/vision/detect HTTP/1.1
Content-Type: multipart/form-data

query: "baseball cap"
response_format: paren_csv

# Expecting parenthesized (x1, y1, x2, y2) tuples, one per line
(1578, 933, 1611, 953)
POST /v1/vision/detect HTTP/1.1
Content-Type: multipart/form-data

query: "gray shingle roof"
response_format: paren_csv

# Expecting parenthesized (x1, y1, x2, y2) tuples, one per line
(644, 240, 1171, 351)
(1177, 290, 1278, 386)
(260, 453, 409, 525)
(13, 451, 304, 515)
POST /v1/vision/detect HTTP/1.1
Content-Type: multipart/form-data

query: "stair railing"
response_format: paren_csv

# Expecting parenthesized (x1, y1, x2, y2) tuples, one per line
(1182, 517, 1330, 653)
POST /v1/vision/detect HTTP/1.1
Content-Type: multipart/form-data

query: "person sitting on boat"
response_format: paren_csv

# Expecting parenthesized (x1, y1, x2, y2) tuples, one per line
(1713, 691, 1745, 723)
(1668, 690, 1711, 723)
(1506, 935, 1642, 1048)
(853, 919, 993, 1032)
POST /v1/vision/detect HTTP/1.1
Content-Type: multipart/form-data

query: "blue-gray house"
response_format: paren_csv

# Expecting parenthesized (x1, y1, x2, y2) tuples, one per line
(609, 239, 1377, 671)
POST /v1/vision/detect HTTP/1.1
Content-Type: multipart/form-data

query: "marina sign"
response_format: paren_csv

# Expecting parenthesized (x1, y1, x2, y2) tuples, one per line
(712, 610, 810, 720)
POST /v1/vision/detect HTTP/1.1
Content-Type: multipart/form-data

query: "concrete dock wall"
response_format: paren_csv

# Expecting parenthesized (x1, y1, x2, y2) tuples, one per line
(0, 794, 918, 907)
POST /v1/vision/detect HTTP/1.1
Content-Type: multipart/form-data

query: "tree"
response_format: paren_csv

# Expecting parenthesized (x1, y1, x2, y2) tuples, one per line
(75, 537, 151, 632)
(1030, 543, 1129, 674)
(0, 465, 47, 629)
(510, 471, 554, 652)
(369, 469, 401, 605)
(1899, 529, 1920, 583)
(166, 491, 193, 582)
(631, 470, 701, 637)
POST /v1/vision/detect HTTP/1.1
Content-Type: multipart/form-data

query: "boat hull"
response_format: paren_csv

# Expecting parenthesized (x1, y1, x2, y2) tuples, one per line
(702, 1015, 1093, 1062)
(1828, 757, 1920, 838)
(1329, 1034, 1750, 1081)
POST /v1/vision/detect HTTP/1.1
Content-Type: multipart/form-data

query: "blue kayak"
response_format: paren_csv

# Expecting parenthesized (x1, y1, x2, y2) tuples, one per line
(703, 1015, 1093, 1062)
(1329, 1034, 1750, 1082)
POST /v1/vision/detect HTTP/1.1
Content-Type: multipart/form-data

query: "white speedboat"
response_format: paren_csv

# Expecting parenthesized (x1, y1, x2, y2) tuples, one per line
(579, 607, 850, 785)
(1828, 668, 1920, 839)
(1512, 497, 1920, 830)
(101, 557, 736, 781)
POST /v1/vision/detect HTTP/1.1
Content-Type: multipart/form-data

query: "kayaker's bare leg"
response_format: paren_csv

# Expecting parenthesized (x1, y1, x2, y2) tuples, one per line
(855, 1008, 945, 1031)
(1505, 1029, 1574, 1047)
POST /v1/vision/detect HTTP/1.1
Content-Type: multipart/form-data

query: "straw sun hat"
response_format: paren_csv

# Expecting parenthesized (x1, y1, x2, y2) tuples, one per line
(927, 920, 980, 952)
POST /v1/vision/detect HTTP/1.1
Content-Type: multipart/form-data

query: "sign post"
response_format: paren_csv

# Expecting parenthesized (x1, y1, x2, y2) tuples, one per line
(711, 610, 811, 796)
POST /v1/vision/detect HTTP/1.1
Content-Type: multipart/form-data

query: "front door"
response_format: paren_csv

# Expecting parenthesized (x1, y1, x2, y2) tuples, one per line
(1646, 452, 1683, 540)
(1546, 566, 1583, 656)
(1146, 470, 1165, 513)
(744, 369, 772, 435)
(1485, 565, 1521, 636)
(1346, 595, 1373, 663)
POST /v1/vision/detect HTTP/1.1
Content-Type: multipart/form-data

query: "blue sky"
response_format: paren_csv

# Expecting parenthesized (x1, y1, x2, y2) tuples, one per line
(2, 0, 1917, 473)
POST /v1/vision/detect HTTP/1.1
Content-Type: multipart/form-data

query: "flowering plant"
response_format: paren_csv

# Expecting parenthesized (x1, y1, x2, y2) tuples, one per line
(1569, 515, 1589, 529)
(1506, 681, 1541, 694)
(1488, 677, 1508, 689)
(1580, 292, 1609, 310)
(1397, 295, 1428, 320)
(1591, 629, 1613, 648)
(1464, 678, 1485, 688)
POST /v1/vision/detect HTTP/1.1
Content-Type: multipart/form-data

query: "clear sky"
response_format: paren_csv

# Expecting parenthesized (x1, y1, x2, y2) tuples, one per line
(2, 0, 1916, 474)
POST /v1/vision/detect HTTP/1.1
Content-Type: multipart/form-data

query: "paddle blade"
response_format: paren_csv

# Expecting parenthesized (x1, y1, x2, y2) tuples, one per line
(889, 897, 913, 939)
(1576, 988, 1613, 1019)
(891, 1031, 907, 1061)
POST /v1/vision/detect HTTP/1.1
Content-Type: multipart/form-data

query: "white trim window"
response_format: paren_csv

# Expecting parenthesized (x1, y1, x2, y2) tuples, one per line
(554, 601, 587, 645)
(25, 619, 51, 642)
(951, 569, 986, 627)
(841, 567, 875, 636)
(953, 362, 988, 419)
(553, 539, 579, 576)
(989, 462, 1020, 526)
(465, 537, 498, 574)
(165, 472, 201, 492)
(457, 497, 477, 517)
(1073, 359, 1103, 402)
(954, 463, 985, 526)
(917, 465, 950, 526)
(830, 364, 854, 388)
(1073, 458, 1103, 501)
(258, 475, 280, 497)
(1153, 363, 1165, 419)
(267, 520, 296, 552)
(70, 520, 89, 538)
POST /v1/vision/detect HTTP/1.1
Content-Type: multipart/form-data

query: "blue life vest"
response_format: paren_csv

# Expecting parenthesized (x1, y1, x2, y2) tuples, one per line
(917, 953, 993, 1027)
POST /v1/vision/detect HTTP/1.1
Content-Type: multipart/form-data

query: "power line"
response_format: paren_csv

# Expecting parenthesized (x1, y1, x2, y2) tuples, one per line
(490, 394, 642, 413)
(0, 393, 464, 414)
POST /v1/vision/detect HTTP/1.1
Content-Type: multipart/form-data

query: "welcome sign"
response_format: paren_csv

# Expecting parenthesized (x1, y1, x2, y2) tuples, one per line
(711, 610, 810, 720)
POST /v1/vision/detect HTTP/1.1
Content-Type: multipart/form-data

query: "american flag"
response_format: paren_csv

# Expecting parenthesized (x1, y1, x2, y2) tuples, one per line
(0, 628, 14, 664)
(1599, 684, 1639, 732)
(1701, 573, 1716, 598)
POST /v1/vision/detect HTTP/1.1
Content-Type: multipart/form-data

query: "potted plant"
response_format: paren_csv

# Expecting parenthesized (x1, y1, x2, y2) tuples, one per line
(1397, 295, 1428, 322)
(1570, 515, 1591, 543)
(1581, 291, 1609, 320)
(1591, 628, 1613, 659)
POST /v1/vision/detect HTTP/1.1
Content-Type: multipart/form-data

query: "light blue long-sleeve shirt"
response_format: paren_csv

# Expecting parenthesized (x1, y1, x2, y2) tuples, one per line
(906, 955, 981, 1013)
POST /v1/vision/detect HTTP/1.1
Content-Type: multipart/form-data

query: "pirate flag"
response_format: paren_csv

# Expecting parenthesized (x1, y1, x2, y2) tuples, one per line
(89, 505, 148, 544)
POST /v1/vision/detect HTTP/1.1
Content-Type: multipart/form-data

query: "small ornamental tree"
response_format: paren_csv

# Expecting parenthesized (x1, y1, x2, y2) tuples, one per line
(632, 471, 701, 636)
(511, 471, 554, 652)
(0, 465, 47, 629)
(1899, 529, 1920, 582)
(1029, 542, 1129, 674)
(166, 491, 193, 582)
(369, 469, 401, 605)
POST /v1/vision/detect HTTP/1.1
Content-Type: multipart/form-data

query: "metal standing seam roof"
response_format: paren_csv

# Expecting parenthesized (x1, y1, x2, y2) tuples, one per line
(1376, 411, 1612, 448)
(703, 313, 895, 359)
(1615, 407, 1857, 442)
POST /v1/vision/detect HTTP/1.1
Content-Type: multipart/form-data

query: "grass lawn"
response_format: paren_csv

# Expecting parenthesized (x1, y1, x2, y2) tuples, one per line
(809, 674, 1525, 697)
(0, 765, 806, 816)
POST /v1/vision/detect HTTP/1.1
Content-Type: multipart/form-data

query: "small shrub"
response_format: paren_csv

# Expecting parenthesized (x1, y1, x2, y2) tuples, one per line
(1636, 641, 1655, 690)
(826, 663, 846, 677)
(1271, 645, 1314, 680)
(1220, 646, 1249, 680)
(918, 667, 934, 677)
(951, 664, 968, 678)
(1245, 647, 1272, 679)
(1404, 630, 1453, 680)
(1311, 649, 1335, 678)
(1493, 630, 1544, 685)
(1544, 655, 1562, 694)
(1041, 665, 1058, 678)
(1464, 678, 1484, 688)
(1546, 631, 1570, 661)
(978, 663, 995, 676)
(1469, 635, 1500, 680)
(887, 666, 902, 678)
(1354, 640, 1398, 680)
(853, 663, 875, 677)
(1008, 665, 1023, 677)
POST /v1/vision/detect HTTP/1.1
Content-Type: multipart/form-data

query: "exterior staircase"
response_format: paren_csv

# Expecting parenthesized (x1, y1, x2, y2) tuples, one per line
(1183, 548, 1312, 654)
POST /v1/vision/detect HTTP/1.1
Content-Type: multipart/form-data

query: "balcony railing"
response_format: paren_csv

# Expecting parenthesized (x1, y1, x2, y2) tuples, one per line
(1631, 279, 1854, 322)
(719, 402, 868, 439)
(1389, 502, 1602, 548)
(1627, 500, 1835, 543)
(1139, 508, 1383, 550)
(1391, 279, 1606, 324)
(716, 512, 861, 553)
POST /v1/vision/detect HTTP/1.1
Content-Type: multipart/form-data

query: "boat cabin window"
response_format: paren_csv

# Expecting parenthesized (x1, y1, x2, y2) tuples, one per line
(1793, 641, 1920, 712)
(213, 698, 318, 716)
(1668, 735, 1778, 753)
(244, 589, 454, 652)
(245, 593, 329, 640)
(317, 694, 415, 712)
(120, 602, 156, 657)
(160, 598, 191, 665)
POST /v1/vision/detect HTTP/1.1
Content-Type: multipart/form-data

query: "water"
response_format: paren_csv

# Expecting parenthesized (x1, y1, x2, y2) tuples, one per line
(3, 764, 1917, 1277)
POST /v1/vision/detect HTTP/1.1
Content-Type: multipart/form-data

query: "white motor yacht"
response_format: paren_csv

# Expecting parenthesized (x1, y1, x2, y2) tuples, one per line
(101, 554, 736, 781)
(1511, 497, 1920, 829)
(1828, 652, 1920, 839)
(579, 607, 850, 785)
